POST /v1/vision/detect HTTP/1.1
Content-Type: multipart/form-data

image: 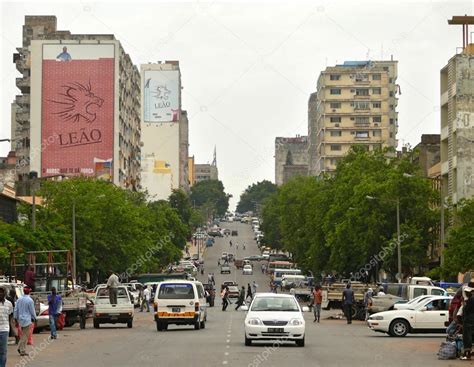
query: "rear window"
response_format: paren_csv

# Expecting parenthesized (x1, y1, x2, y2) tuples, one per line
(158, 283, 195, 299)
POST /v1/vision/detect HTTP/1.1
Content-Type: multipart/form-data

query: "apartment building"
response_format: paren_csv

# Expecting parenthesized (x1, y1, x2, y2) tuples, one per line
(274, 135, 308, 186)
(308, 60, 399, 176)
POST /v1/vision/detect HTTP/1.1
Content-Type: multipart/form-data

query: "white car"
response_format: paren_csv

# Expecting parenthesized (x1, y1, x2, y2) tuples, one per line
(367, 296, 452, 337)
(392, 295, 439, 310)
(261, 252, 270, 260)
(243, 265, 253, 275)
(242, 293, 307, 347)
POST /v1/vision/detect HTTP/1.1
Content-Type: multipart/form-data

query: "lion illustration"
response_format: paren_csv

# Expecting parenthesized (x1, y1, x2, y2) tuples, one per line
(49, 81, 103, 123)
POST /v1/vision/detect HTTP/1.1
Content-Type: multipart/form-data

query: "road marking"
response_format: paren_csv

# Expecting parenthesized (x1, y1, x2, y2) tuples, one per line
(225, 352, 229, 356)
(223, 361, 228, 365)
(226, 345, 230, 349)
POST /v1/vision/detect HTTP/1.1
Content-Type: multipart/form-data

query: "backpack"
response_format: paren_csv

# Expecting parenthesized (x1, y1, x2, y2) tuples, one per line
(437, 341, 457, 360)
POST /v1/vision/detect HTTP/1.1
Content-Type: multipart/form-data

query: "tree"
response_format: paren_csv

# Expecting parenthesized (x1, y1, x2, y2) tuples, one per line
(168, 189, 192, 226)
(236, 180, 277, 214)
(190, 180, 231, 218)
(443, 199, 474, 278)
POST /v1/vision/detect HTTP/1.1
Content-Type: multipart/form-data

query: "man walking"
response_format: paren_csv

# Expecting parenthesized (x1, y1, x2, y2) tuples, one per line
(364, 288, 374, 321)
(235, 286, 246, 311)
(141, 286, 150, 312)
(47, 287, 62, 339)
(221, 287, 229, 311)
(252, 281, 258, 296)
(246, 283, 252, 301)
(0, 287, 13, 367)
(6, 289, 18, 345)
(106, 270, 120, 305)
(312, 285, 322, 323)
(14, 288, 36, 356)
(342, 283, 355, 324)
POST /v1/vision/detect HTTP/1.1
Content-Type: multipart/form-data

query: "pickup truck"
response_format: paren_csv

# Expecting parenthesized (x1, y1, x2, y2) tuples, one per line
(220, 264, 231, 274)
(93, 285, 134, 328)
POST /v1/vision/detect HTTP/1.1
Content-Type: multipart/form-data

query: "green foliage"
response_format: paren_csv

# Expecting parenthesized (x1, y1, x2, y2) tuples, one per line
(261, 147, 438, 281)
(190, 180, 231, 218)
(236, 180, 277, 214)
(443, 199, 474, 277)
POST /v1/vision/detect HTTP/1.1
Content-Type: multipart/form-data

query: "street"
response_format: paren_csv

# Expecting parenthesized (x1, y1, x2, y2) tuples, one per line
(6, 222, 468, 367)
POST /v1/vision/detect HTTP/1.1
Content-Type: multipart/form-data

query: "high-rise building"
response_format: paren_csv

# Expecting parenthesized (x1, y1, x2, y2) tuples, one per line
(274, 135, 308, 186)
(12, 16, 141, 194)
(308, 60, 399, 176)
(194, 163, 218, 184)
(413, 134, 440, 177)
(440, 44, 474, 206)
(140, 62, 189, 200)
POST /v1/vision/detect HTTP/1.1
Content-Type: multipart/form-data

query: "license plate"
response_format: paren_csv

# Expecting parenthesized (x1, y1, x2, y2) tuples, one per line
(268, 328, 283, 333)
(110, 315, 118, 320)
(172, 307, 181, 313)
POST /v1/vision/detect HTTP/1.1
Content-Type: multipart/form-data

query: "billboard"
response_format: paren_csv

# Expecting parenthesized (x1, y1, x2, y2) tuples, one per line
(41, 43, 115, 179)
(143, 70, 180, 122)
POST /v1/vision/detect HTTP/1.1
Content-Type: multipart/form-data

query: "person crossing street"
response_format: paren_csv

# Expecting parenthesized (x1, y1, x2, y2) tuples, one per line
(235, 286, 246, 310)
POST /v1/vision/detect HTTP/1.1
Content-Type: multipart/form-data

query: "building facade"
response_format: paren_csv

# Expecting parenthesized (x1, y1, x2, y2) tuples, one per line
(194, 164, 218, 184)
(274, 135, 308, 186)
(308, 60, 399, 176)
(13, 16, 141, 194)
(440, 45, 474, 206)
(413, 134, 440, 177)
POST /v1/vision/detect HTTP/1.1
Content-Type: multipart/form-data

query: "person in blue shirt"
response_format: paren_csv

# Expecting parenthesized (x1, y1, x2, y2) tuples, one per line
(56, 46, 72, 61)
(47, 287, 62, 339)
(13, 288, 36, 356)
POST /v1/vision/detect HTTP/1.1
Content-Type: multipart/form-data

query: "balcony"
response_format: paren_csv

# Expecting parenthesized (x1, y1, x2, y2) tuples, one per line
(16, 77, 30, 93)
(441, 125, 448, 141)
(15, 95, 30, 106)
(441, 161, 449, 175)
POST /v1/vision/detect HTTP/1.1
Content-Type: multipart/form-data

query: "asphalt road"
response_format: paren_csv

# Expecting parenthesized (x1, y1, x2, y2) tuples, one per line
(6, 222, 468, 367)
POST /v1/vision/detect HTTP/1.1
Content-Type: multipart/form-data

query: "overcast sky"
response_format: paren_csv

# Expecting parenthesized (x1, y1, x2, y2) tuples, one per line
(1, 0, 472, 209)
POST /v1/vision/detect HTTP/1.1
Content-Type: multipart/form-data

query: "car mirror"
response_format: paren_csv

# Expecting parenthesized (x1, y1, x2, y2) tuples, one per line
(240, 305, 249, 311)
(301, 306, 309, 312)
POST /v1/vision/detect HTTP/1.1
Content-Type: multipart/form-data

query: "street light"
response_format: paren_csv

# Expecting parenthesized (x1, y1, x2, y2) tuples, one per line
(366, 195, 402, 283)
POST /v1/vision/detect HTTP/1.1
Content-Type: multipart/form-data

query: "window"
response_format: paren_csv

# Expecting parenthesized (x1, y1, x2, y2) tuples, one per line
(330, 102, 341, 109)
(330, 144, 341, 151)
(330, 74, 341, 81)
(390, 118, 395, 125)
(330, 116, 341, 123)
(355, 131, 369, 138)
(372, 74, 381, 80)
(330, 130, 342, 137)
(390, 104, 394, 110)
(372, 130, 381, 137)
(372, 88, 381, 94)
(373, 116, 382, 123)
(354, 101, 370, 110)
(372, 101, 381, 108)
(413, 288, 428, 298)
(330, 88, 341, 95)
(330, 158, 339, 166)
(389, 91, 394, 97)
(355, 88, 369, 96)
(355, 116, 369, 124)
(355, 73, 369, 82)
(390, 132, 394, 138)
(383, 67, 389, 71)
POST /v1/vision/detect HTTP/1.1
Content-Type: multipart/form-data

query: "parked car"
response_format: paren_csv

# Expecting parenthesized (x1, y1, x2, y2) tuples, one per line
(93, 285, 134, 328)
(242, 293, 308, 347)
(243, 265, 253, 275)
(231, 230, 238, 236)
(221, 264, 231, 274)
(244, 255, 262, 262)
(154, 280, 207, 331)
(221, 252, 228, 260)
(34, 302, 50, 333)
(367, 296, 452, 337)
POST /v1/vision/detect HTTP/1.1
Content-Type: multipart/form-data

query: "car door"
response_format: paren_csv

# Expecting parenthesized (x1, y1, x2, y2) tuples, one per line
(196, 283, 207, 319)
(414, 299, 449, 330)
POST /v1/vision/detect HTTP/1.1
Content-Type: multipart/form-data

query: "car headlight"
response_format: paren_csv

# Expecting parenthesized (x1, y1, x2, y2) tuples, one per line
(247, 318, 262, 325)
(371, 316, 384, 320)
(289, 318, 303, 326)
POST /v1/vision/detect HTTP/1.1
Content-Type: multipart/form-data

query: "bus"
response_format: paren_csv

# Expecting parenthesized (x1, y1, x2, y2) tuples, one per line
(267, 261, 294, 274)
(273, 269, 303, 285)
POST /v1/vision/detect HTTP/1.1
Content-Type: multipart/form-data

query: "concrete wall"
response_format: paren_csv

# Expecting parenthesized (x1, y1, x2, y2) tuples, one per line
(275, 136, 308, 186)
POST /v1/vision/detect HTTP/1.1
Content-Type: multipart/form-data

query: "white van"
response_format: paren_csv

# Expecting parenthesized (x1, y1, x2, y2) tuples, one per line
(154, 280, 207, 331)
(281, 275, 307, 288)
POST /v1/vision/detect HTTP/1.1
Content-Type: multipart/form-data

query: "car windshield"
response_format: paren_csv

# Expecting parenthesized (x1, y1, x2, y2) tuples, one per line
(251, 297, 299, 312)
(158, 283, 195, 299)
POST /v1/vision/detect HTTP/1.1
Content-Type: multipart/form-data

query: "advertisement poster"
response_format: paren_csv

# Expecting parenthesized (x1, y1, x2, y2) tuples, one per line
(143, 69, 180, 122)
(41, 43, 115, 180)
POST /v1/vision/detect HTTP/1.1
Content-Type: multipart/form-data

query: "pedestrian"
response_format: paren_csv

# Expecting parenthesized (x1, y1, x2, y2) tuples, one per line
(200, 266, 204, 275)
(0, 287, 13, 367)
(447, 288, 463, 335)
(141, 286, 150, 312)
(24, 266, 35, 292)
(106, 270, 120, 305)
(235, 286, 245, 310)
(221, 287, 229, 311)
(246, 283, 253, 301)
(208, 273, 213, 284)
(363, 288, 374, 321)
(6, 289, 18, 345)
(461, 286, 474, 360)
(376, 287, 385, 296)
(13, 288, 36, 356)
(313, 285, 322, 323)
(252, 281, 258, 296)
(217, 259, 221, 266)
(229, 240, 233, 247)
(211, 273, 215, 286)
(243, 243, 246, 250)
(236, 243, 239, 250)
(342, 283, 354, 324)
(47, 287, 62, 339)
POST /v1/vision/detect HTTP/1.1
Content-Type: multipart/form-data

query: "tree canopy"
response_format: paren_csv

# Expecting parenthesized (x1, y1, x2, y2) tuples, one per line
(190, 180, 231, 218)
(236, 180, 277, 214)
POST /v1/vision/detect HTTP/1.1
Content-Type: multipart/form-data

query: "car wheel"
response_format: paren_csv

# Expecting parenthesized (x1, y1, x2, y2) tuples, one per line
(156, 322, 164, 331)
(296, 337, 305, 347)
(200, 320, 206, 329)
(245, 335, 252, 346)
(93, 319, 100, 329)
(127, 320, 133, 328)
(194, 320, 201, 330)
(389, 319, 409, 337)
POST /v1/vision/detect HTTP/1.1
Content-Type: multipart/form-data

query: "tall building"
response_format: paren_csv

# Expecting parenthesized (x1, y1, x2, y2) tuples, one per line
(140, 61, 189, 200)
(440, 43, 474, 206)
(413, 134, 440, 177)
(308, 60, 399, 176)
(12, 16, 141, 194)
(194, 163, 218, 184)
(274, 135, 308, 186)
(188, 156, 195, 187)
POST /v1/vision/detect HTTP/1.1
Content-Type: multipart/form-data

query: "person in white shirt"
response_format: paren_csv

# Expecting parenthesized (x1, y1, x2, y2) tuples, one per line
(106, 271, 120, 305)
(141, 287, 150, 312)
(377, 287, 386, 296)
(0, 287, 13, 367)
